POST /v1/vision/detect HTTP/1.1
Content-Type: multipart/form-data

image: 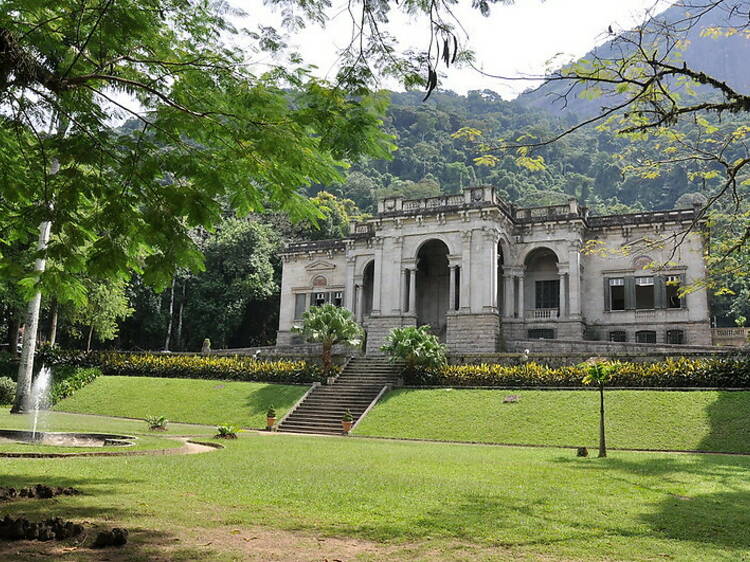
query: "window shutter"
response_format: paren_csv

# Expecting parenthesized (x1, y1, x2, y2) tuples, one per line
(654, 276, 666, 309)
(603, 278, 610, 311)
(624, 276, 636, 310)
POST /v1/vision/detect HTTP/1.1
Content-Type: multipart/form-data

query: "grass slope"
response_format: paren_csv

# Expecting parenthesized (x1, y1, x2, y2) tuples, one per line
(354, 389, 750, 453)
(1, 429, 749, 560)
(55, 376, 309, 428)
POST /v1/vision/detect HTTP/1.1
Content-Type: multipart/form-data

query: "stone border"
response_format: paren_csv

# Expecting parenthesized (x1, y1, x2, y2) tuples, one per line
(0, 437, 223, 459)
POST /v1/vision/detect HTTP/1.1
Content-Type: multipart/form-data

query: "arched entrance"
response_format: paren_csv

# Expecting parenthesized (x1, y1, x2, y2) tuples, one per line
(416, 239, 450, 340)
(362, 260, 374, 318)
(524, 247, 560, 318)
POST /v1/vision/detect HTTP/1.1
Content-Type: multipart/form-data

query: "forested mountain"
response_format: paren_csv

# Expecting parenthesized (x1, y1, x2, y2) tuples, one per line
(316, 88, 712, 217)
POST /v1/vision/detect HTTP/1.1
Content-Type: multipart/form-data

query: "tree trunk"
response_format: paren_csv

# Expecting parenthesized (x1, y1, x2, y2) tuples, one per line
(48, 298, 58, 347)
(164, 277, 176, 351)
(11, 220, 53, 414)
(7, 312, 19, 358)
(598, 383, 607, 458)
(86, 325, 94, 352)
(322, 341, 332, 373)
(175, 279, 186, 351)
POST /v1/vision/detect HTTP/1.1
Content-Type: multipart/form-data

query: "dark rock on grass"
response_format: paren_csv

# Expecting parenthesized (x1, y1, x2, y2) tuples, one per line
(576, 447, 589, 457)
(0, 515, 84, 542)
(92, 527, 129, 548)
(0, 484, 81, 502)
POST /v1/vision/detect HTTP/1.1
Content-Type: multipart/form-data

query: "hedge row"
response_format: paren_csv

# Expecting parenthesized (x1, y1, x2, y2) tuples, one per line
(2, 349, 332, 384)
(409, 356, 750, 387)
(94, 353, 327, 384)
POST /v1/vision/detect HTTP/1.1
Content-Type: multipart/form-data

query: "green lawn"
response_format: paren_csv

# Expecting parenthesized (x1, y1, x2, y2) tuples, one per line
(354, 388, 750, 453)
(0, 427, 749, 561)
(55, 376, 309, 428)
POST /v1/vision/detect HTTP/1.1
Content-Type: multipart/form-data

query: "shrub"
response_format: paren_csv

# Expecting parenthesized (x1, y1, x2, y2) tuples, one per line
(215, 425, 238, 439)
(50, 368, 100, 404)
(381, 326, 446, 373)
(0, 377, 15, 405)
(411, 356, 750, 388)
(342, 409, 354, 422)
(145, 415, 168, 431)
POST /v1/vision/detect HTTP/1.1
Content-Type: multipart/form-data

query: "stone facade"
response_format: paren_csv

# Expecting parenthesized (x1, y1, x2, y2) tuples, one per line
(277, 186, 712, 354)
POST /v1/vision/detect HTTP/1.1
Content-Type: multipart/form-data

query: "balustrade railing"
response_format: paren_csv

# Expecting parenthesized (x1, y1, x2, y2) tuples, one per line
(526, 308, 559, 320)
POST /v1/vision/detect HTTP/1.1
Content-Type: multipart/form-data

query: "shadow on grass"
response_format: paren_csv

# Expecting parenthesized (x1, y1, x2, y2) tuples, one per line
(243, 383, 309, 418)
(698, 391, 750, 454)
(552, 453, 750, 551)
(0, 473, 218, 560)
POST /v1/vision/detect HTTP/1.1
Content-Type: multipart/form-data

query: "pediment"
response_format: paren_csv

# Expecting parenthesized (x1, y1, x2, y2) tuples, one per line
(305, 260, 336, 272)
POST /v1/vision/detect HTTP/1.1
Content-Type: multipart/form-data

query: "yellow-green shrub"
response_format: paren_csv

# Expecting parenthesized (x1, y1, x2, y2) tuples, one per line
(411, 356, 750, 388)
(97, 352, 326, 383)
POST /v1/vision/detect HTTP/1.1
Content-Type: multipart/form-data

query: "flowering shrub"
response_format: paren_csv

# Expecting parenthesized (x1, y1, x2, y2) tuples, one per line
(411, 356, 750, 388)
(96, 353, 327, 384)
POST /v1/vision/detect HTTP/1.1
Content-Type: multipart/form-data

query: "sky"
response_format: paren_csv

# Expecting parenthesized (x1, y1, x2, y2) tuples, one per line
(239, 0, 672, 98)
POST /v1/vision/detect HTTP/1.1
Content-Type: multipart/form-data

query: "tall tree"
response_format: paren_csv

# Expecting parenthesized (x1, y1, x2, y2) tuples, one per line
(0, 0, 394, 410)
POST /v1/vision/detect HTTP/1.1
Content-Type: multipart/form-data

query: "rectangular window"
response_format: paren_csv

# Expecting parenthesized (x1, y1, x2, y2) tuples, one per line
(666, 329, 684, 344)
(666, 275, 682, 309)
(528, 329, 555, 340)
(636, 330, 657, 343)
(635, 276, 654, 309)
(609, 330, 627, 342)
(314, 292, 327, 307)
(333, 291, 343, 307)
(535, 280, 560, 309)
(609, 278, 625, 310)
(294, 294, 306, 319)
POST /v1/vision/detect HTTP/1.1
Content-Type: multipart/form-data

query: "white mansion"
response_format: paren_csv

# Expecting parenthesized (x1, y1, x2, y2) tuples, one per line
(277, 186, 711, 354)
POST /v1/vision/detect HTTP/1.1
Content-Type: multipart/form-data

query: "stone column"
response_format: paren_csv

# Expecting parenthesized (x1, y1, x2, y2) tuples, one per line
(345, 255, 356, 312)
(356, 283, 364, 323)
(460, 230, 472, 311)
(568, 245, 582, 319)
(371, 238, 383, 315)
(400, 268, 408, 312)
(503, 274, 515, 317)
(448, 265, 457, 312)
(517, 271, 525, 319)
(558, 271, 568, 318)
(408, 267, 417, 314)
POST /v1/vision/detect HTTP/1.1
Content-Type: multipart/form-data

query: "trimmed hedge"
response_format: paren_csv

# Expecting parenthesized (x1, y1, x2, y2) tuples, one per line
(50, 368, 100, 404)
(95, 353, 327, 384)
(409, 356, 750, 388)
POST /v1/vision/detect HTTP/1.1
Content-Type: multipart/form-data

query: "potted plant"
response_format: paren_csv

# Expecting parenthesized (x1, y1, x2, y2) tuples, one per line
(341, 409, 354, 434)
(266, 406, 277, 430)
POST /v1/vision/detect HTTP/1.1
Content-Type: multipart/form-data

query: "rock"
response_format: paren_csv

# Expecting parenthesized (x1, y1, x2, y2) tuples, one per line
(503, 395, 520, 403)
(92, 527, 129, 548)
(577, 447, 589, 457)
(0, 515, 84, 542)
(0, 484, 81, 502)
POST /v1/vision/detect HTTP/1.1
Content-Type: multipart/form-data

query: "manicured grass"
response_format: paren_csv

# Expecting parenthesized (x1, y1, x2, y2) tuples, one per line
(55, 376, 309, 428)
(0, 408, 218, 436)
(354, 389, 750, 453)
(1, 427, 749, 561)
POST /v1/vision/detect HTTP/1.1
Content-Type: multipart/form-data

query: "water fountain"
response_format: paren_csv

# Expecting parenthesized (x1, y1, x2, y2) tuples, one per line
(0, 365, 135, 449)
(28, 364, 52, 440)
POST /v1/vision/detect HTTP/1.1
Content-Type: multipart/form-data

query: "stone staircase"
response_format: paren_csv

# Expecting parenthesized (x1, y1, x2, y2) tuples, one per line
(277, 357, 402, 435)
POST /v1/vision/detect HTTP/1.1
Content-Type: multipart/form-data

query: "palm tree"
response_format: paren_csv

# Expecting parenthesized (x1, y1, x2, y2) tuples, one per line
(581, 358, 620, 458)
(293, 304, 362, 372)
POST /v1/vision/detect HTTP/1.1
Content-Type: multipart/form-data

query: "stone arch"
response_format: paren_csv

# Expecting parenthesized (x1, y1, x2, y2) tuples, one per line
(416, 239, 450, 341)
(361, 260, 374, 317)
(413, 234, 455, 261)
(524, 247, 561, 315)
